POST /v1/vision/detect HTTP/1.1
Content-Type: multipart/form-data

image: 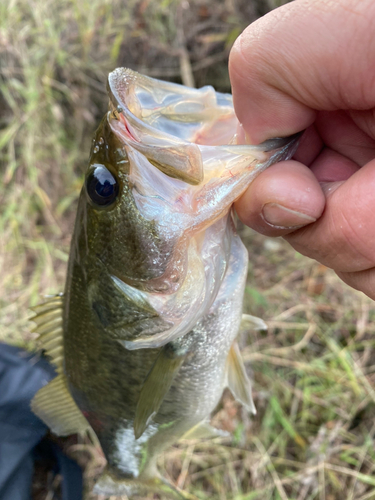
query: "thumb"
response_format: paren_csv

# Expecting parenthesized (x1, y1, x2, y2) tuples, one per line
(285, 159, 375, 274)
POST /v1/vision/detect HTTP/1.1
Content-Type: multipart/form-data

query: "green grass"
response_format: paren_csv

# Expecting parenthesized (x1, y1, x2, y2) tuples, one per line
(2, 1, 375, 499)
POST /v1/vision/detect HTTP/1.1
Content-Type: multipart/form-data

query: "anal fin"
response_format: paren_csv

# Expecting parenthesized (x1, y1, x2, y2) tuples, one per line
(134, 342, 189, 439)
(227, 341, 256, 414)
(180, 421, 230, 441)
(31, 374, 90, 436)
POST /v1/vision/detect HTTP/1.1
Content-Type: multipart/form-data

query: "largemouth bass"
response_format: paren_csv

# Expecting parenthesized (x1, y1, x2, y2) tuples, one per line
(31, 68, 300, 498)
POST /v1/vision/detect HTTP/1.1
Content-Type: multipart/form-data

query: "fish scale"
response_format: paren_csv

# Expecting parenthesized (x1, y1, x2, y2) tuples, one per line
(31, 68, 300, 499)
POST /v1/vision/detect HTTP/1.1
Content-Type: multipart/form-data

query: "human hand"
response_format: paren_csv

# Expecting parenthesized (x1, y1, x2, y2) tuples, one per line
(229, 0, 375, 300)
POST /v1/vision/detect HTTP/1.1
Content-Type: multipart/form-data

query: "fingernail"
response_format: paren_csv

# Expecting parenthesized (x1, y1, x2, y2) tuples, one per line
(262, 203, 317, 229)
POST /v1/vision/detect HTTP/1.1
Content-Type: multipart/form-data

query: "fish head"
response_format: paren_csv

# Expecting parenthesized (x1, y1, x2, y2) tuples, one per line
(95, 68, 301, 295)
(68, 68, 301, 347)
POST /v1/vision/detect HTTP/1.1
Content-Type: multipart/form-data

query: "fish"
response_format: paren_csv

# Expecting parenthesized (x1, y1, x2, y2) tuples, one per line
(30, 68, 300, 499)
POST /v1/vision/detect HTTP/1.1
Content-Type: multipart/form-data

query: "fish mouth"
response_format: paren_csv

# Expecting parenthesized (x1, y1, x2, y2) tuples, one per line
(99, 69, 304, 351)
(106, 68, 301, 188)
(107, 67, 303, 151)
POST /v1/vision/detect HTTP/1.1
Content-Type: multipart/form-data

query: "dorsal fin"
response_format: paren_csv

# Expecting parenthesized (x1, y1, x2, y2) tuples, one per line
(31, 294, 64, 314)
(30, 294, 64, 373)
(30, 295, 91, 436)
(31, 374, 90, 436)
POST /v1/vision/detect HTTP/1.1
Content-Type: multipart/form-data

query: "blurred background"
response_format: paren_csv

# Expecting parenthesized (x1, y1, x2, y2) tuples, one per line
(1, 1, 375, 499)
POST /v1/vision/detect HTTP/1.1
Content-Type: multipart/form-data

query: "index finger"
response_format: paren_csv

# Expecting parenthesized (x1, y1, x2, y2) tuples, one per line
(228, 0, 375, 144)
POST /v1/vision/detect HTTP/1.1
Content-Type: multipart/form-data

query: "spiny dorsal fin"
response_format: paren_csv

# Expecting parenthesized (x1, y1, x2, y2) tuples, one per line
(31, 294, 64, 315)
(31, 294, 64, 374)
(226, 341, 256, 415)
(31, 294, 91, 436)
(134, 342, 189, 439)
(31, 374, 90, 436)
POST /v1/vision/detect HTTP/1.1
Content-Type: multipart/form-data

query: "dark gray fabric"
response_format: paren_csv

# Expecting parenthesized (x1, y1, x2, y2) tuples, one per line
(0, 344, 83, 500)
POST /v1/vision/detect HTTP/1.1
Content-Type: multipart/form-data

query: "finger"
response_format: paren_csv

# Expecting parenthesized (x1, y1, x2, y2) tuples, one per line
(315, 111, 375, 166)
(293, 125, 323, 167)
(285, 159, 375, 273)
(349, 109, 375, 141)
(337, 268, 375, 301)
(235, 160, 325, 237)
(229, 0, 375, 143)
(309, 148, 360, 183)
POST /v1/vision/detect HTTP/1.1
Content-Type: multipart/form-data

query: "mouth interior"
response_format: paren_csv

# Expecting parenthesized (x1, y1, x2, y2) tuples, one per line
(109, 70, 241, 146)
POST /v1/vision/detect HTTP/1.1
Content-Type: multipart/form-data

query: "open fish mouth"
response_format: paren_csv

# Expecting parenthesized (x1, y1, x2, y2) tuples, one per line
(91, 68, 302, 349)
(106, 67, 301, 186)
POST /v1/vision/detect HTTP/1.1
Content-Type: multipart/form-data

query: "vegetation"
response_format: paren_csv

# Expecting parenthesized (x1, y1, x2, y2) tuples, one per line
(1, 1, 375, 499)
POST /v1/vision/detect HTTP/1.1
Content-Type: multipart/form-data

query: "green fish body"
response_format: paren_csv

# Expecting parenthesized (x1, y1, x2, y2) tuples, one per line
(31, 68, 300, 498)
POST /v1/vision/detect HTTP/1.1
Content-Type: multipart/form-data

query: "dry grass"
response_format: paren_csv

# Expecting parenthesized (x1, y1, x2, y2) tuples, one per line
(1, 1, 375, 499)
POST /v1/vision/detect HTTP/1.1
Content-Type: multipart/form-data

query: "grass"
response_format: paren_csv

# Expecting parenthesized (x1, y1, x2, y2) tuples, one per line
(1, 1, 375, 499)
(155, 229, 375, 500)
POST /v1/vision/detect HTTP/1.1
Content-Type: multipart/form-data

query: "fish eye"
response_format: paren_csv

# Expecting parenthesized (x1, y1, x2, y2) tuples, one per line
(86, 164, 119, 207)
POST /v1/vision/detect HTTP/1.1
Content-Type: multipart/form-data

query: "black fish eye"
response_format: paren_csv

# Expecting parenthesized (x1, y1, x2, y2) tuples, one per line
(86, 164, 119, 207)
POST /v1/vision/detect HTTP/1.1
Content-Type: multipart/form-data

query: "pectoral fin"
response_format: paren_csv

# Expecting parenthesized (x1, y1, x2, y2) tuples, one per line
(226, 341, 256, 414)
(134, 342, 189, 439)
(31, 374, 90, 436)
